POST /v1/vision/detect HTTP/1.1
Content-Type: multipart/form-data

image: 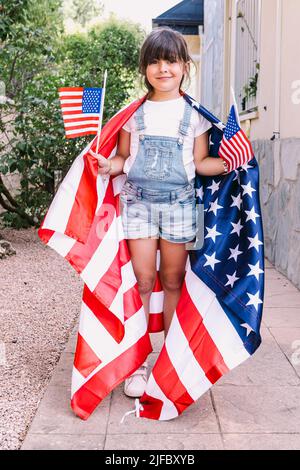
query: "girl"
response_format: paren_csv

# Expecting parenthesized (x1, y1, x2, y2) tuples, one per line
(90, 27, 228, 398)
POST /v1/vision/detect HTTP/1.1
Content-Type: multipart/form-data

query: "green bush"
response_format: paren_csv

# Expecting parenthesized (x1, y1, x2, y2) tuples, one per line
(0, 0, 145, 227)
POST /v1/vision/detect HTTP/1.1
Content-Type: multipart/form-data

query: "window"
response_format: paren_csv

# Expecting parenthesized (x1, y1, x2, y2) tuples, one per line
(234, 0, 261, 114)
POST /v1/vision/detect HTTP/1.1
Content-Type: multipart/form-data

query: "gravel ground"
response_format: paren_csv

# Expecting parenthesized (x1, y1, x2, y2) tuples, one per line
(0, 227, 83, 450)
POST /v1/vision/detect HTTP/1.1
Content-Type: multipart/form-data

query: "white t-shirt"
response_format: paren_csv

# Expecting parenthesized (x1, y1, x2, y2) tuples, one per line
(122, 96, 212, 182)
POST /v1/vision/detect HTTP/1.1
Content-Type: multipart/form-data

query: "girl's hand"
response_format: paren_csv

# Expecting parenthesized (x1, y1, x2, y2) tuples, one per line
(89, 149, 111, 175)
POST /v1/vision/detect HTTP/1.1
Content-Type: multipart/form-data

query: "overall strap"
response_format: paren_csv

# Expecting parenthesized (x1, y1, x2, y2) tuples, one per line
(178, 100, 193, 136)
(134, 103, 146, 131)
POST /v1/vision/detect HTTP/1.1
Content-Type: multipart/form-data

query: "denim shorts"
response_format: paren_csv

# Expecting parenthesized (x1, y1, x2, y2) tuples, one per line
(120, 181, 197, 244)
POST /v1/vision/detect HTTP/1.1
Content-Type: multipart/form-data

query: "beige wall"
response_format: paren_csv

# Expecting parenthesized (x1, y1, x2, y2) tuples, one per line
(244, 0, 300, 139)
(280, 0, 300, 138)
(184, 35, 201, 102)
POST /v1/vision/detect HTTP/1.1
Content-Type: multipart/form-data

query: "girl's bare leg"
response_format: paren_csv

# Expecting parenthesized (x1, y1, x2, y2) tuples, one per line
(127, 238, 158, 327)
(158, 238, 189, 338)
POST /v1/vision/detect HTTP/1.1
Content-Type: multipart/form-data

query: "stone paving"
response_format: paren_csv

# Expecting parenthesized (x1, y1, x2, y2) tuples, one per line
(21, 259, 300, 450)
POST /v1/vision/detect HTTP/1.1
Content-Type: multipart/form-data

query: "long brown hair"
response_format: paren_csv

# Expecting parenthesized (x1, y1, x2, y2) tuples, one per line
(138, 26, 195, 98)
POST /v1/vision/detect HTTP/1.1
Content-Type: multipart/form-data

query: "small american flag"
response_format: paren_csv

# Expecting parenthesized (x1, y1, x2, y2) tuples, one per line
(218, 104, 254, 172)
(58, 87, 103, 139)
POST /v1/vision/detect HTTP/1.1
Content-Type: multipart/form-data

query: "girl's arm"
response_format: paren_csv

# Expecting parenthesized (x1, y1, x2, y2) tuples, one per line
(90, 128, 130, 176)
(193, 131, 227, 176)
(108, 128, 131, 176)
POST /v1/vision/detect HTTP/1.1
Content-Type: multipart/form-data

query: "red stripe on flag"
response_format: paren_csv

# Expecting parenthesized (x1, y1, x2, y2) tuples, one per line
(64, 153, 98, 244)
(59, 87, 83, 92)
(139, 393, 164, 420)
(65, 131, 98, 139)
(38, 227, 55, 244)
(123, 284, 143, 321)
(82, 284, 125, 343)
(61, 103, 82, 108)
(74, 332, 102, 378)
(148, 313, 164, 333)
(60, 95, 83, 101)
(177, 282, 229, 383)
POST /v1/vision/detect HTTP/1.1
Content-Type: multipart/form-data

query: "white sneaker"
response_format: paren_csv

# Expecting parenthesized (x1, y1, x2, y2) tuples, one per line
(124, 361, 148, 398)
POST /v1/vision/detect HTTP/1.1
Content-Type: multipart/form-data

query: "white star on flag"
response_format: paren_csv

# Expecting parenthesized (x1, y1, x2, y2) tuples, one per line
(246, 291, 263, 311)
(205, 224, 222, 242)
(241, 323, 254, 336)
(230, 193, 242, 209)
(208, 199, 223, 216)
(207, 180, 220, 195)
(248, 233, 263, 252)
(204, 252, 221, 270)
(240, 163, 252, 171)
(225, 270, 239, 288)
(196, 186, 204, 200)
(241, 181, 256, 198)
(233, 170, 240, 182)
(247, 261, 264, 280)
(230, 219, 243, 236)
(245, 206, 261, 223)
(228, 244, 243, 262)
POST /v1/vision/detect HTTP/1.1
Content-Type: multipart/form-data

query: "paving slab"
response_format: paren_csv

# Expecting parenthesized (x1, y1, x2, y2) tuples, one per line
(263, 307, 300, 328)
(22, 433, 105, 450)
(104, 433, 224, 450)
(222, 433, 300, 450)
(268, 327, 300, 377)
(24, 385, 110, 436)
(212, 385, 300, 433)
(216, 327, 300, 386)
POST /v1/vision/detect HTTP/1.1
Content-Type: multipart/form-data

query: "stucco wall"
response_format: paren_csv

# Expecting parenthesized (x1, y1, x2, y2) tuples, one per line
(254, 138, 300, 288)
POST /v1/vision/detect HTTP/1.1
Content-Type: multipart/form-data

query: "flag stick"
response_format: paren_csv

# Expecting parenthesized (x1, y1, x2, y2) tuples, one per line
(95, 69, 107, 155)
(230, 86, 241, 127)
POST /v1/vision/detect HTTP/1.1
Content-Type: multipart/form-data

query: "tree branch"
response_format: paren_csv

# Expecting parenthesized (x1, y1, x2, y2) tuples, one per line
(0, 193, 35, 226)
(0, 174, 19, 207)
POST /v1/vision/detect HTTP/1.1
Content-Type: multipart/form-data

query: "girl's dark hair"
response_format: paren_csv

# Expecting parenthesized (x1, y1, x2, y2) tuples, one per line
(138, 26, 196, 97)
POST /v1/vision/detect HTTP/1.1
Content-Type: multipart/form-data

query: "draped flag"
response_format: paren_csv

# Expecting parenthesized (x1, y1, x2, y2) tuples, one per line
(59, 87, 104, 138)
(38, 89, 264, 421)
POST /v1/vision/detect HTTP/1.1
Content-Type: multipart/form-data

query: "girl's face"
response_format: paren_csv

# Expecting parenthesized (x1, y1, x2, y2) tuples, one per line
(145, 58, 188, 95)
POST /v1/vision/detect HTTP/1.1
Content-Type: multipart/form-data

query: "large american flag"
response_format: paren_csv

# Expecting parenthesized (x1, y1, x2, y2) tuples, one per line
(218, 104, 254, 172)
(58, 87, 103, 138)
(38, 91, 264, 421)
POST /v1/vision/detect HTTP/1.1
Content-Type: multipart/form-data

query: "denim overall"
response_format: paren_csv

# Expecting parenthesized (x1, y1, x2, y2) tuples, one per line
(120, 99, 197, 243)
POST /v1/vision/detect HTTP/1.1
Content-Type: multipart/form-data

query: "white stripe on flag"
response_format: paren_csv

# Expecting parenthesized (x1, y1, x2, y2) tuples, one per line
(64, 120, 99, 128)
(203, 298, 250, 369)
(59, 91, 83, 97)
(71, 365, 86, 397)
(66, 127, 98, 135)
(145, 374, 178, 420)
(165, 314, 212, 399)
(60, 99, 82, 104)
(47, 231, 76, 257)
(42, 153, 85, 233)
(149, 291, 164, 314)
(81, 214, 121, 291)
(61, 106, 82, 112)
(64, 113, 100, 119)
